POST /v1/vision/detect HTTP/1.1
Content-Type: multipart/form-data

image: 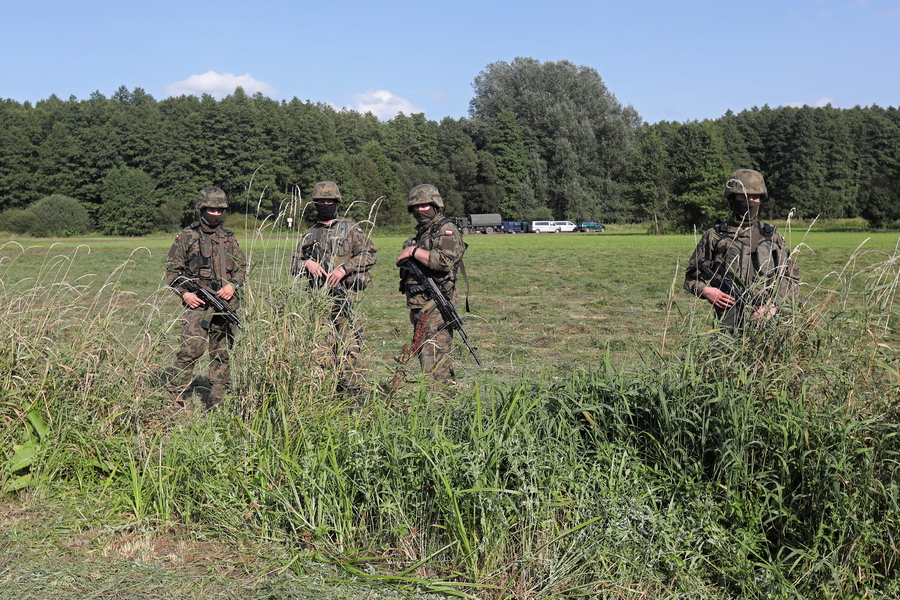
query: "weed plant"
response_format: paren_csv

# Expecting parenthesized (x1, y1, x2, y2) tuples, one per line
(1, 210, 899, 599)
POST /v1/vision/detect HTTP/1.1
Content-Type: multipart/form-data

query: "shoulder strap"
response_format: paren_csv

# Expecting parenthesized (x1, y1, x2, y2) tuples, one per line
(423, 217, 472, 312)
(714, 221, 730, 236)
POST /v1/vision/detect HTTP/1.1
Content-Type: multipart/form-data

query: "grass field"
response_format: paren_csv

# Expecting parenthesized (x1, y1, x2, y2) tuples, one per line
(2, 224, 897, 383)
(1, 223, 899, 599)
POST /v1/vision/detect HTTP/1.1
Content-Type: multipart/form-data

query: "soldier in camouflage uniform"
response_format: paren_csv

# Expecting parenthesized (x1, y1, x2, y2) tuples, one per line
(290, 181, 377, 390)
(166, 187, 247, 409)
(684, 169, 800, 332)
(397, 184, 466, 382)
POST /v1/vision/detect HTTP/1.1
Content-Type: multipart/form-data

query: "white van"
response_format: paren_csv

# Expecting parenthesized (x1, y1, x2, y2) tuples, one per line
(531, 220, 576, 233)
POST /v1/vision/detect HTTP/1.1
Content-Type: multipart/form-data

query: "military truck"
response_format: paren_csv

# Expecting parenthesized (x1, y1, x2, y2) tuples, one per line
(452, 213, 503, 234)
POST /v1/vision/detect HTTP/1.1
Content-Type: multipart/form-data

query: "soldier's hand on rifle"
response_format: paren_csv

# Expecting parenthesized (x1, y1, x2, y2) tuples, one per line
(217, 283, 235, 301)
(397, 246, 428, 265)
(701, 286, 736, 309)
(304, 259, 328, 278)
(182, 291, 205, 309)
(325, 265, 346, 288)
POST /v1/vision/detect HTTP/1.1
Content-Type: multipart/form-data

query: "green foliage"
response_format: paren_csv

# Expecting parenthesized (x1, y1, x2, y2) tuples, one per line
(97, 165, 159, 235)
(1, 227, 899, 598)
(0, 208, 39, 235)
(488, 110, 529, 218)
(469, 57, 641, 221)
(2, 81, 899, 232)
(27, 194, 93, 237)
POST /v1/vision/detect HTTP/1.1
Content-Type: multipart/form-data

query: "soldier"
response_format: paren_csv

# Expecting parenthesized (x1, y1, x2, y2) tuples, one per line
(684, 169, 800, 333)
(397, 184, 466, 382)
(166, 187, 247, 409)
(290, 181, 377, 391)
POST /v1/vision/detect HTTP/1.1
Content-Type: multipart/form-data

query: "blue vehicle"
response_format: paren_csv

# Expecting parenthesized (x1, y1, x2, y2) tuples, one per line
(501, 221, 532, 234)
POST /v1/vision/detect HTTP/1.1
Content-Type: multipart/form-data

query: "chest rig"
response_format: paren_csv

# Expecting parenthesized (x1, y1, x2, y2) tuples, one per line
(306, 220, 355, 269)
(196, 228, 229, 289)
(712, 221, 777, 286)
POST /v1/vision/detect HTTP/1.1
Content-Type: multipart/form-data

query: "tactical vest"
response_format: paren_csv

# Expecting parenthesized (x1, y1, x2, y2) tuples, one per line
(303, 219, 371, 292)
(403, 217, 457, 291)
(194, 226, 237, 290)
(306, 219, 356, 268)
(712, 221, 778, 288)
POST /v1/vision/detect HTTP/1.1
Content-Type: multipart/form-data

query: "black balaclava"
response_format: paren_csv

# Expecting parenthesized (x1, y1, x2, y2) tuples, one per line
(730, 195, 759, 224)
(413, 205, 436, 224)
(316, 202, 338, 222)
(201, 209, 223, 229)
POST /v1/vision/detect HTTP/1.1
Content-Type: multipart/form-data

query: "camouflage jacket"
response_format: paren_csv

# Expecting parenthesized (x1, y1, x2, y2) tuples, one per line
(166, 221, 247, 301)
(290, 218, 377, 293)
(684, 219, 799, 305)
(400, 214, 465, 309)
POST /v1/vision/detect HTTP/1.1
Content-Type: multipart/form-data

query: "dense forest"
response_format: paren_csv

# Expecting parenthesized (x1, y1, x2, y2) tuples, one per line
(1, 57, 899, 236)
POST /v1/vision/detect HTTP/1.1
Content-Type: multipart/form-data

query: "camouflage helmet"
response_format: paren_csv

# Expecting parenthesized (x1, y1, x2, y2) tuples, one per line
(407, 184, 444, 210)
(195, 187, 228, 211)
(724, 169, 768, 200)
(312, 181, 342, 202)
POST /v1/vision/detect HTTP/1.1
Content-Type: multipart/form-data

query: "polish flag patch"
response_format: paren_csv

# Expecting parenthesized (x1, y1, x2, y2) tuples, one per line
(444, 230, 453, 235)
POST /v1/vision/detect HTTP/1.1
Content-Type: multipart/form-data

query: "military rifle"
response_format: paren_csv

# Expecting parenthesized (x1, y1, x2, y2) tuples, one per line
(176, 278, 245, 332)
(696, 259, 760, 318)
(398, 257, 482, 366)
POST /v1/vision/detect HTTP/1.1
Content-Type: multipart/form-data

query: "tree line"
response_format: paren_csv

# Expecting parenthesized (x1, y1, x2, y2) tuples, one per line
(1, 57, 899, 236)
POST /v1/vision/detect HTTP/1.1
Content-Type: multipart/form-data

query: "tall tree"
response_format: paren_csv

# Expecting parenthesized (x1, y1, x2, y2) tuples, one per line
(97, 165, 159, 235)
(847, 106, 900, 226)
(469, 57, 641, 219)
(766, 106, 853, 219)
(488, 110, 529, 218)
(0, 99, 41, 209)
(667, 121, 730, 227)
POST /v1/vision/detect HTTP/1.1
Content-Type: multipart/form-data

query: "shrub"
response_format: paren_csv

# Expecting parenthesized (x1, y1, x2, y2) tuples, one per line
(27, 194, 93, 237)
(0, 209, 39, 235)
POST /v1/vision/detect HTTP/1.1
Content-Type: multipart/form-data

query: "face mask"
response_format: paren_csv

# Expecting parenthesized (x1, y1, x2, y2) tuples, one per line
(316, 202, 338, 222)
(413, 206, 436, 224)
(730, 198, 759, 223)
(201, 210, 223, 228)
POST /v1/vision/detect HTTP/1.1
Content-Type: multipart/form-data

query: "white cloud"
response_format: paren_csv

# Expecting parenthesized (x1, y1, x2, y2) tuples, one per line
(350, 90, 423, 120)
(165, 71, 276, 99)
(785, 96, 836, 109)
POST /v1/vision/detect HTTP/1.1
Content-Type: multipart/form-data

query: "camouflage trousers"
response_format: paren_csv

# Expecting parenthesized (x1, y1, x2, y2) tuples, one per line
(328, 298, 366, 389)
(409, 305, 454, 382)
(169, 307, 234, 399)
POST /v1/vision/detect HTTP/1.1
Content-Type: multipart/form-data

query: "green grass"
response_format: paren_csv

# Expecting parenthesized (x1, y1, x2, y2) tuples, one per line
(1, 224, 899, 599)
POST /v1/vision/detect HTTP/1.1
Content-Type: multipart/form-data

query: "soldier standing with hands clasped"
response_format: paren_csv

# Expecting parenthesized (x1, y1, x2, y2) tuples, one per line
(166, 187, 247, 410)
(291, 181, 377, 391)
(397, 184, 466, 383)
(684, 169, 800, 333)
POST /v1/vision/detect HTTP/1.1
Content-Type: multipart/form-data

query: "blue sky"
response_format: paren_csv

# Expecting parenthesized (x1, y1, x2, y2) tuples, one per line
(2, 0, 898, 125)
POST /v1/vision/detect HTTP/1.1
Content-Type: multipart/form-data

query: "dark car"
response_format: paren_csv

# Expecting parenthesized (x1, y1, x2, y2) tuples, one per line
(577, 220, 606, 232)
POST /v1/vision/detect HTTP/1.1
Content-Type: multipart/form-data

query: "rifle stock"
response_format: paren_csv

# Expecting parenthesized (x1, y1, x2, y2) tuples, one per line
(399, 257, 482, 366)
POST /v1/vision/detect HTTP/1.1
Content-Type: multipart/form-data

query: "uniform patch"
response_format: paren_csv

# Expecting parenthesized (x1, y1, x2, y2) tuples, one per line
(444, 230, 453, 235)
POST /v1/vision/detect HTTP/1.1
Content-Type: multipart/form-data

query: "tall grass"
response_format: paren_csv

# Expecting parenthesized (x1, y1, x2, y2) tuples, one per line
(1, 217, 899, 598)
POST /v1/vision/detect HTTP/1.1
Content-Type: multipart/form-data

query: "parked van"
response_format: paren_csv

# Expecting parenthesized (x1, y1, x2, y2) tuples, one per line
(532, 220, 577, 233)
